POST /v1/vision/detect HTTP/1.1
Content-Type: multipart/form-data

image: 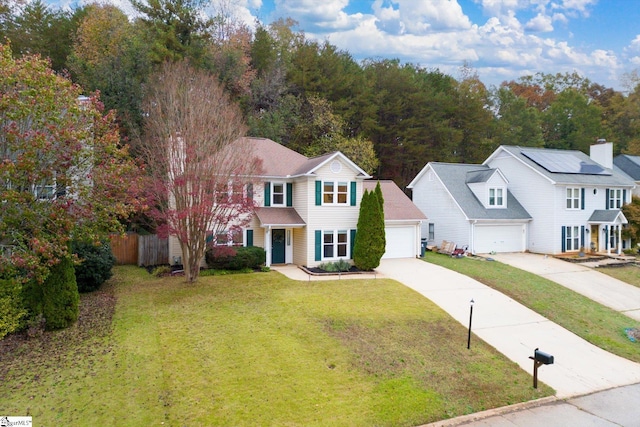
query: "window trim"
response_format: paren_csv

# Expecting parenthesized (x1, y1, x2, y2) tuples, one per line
(608, 188, 622, 209)
(488, 187, 505, 208)
(428, 223, 435, 241)
(565, 225, 580, 251)
(566, 187, 580, 210)
(271, 182, 285, 206)
(322, 230, 349, 259)
(322, 181, 349, 205)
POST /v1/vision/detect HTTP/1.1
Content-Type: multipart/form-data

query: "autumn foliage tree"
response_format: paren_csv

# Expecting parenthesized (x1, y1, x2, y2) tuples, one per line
(139, 60, 261, 283)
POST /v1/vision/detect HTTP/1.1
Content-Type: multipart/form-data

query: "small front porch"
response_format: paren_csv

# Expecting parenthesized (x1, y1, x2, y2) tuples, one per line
(588, 210, 629, 256)
(254, 207, 306, 267)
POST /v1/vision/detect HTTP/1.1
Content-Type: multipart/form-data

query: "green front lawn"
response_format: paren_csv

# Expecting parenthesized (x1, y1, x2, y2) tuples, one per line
(0, 266, 551, 426)
(423, 252, 640, 363)
(597, 265, 640, 288)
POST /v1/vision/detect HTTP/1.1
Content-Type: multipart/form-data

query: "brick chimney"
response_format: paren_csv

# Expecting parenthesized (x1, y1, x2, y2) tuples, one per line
(590, 139, 613, 169)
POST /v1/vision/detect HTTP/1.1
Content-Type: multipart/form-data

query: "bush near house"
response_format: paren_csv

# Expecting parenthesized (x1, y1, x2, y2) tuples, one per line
(72, 240, 116, 293)
(0, 278, 28, 339)
(205, 246, 266, 270)
(42, 257, 79, 330)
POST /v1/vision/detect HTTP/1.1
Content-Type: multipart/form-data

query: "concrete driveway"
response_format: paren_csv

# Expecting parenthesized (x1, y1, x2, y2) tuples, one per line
(488, 253, 640, 321)
(375, 258, 640, 399)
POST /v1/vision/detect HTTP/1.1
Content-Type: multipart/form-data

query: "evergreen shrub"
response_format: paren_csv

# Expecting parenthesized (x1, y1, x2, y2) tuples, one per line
(72, 240, 116, 292)
(0, 278, 28, 339)
(42, 257, 79, 330)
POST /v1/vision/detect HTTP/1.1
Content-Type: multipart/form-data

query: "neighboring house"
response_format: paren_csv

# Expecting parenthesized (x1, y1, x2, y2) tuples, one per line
(407, 163, 532, 254)
(363, 180, 427, 259)
(169, 137, 424, 267)
(613, 154, 640, 197)
(409, 141, 636, 255)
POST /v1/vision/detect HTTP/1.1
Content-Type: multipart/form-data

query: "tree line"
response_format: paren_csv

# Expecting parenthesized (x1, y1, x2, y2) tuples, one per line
(2, 0, 640, 191)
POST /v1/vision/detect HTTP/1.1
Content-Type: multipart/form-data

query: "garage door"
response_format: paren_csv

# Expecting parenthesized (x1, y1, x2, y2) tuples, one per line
(474, 224, 524, 253)
(383, 226, 417, 259)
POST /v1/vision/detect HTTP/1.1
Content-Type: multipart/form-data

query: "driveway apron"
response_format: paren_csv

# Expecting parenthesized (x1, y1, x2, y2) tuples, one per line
(488, 253, 640, 321)
(375, 258, 640, 399)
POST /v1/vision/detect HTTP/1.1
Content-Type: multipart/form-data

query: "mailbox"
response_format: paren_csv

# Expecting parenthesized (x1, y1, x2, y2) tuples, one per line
(534, 349, 554, 365)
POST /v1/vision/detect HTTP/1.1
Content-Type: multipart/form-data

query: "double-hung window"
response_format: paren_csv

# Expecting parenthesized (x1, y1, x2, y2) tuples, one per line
(323, 230, 348, 258)
(488, 187, 504, 207)
(608, 189, 622, 209)
(566, 187, 580, 210)
(323, 181, 348, 205)
(272, 183, 284, 206)
(565, 226, 580, 251)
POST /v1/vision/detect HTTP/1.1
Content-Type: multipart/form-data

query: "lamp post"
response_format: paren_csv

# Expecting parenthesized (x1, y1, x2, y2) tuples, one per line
(467, 298, 474, 349)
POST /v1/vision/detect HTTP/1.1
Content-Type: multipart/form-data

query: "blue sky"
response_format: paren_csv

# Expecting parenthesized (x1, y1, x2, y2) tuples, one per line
(51, 0, 640, 91)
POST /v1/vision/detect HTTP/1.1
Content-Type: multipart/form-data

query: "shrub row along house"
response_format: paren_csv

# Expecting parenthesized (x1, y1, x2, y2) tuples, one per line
(409, 140, 638, 255)
(168, 138, 426, 268)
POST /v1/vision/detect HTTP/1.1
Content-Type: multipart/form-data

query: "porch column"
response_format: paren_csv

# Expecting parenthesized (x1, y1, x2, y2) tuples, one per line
(606, 225, 611, 255)
(265, 226, 271, 267)
(618, 225, 622, 255)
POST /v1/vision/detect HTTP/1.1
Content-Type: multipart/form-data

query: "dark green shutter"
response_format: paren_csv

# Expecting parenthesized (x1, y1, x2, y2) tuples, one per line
(264, 182, 271, 207)
(581, 188, 585, 210)
(315, 181, 322, 206)
(246, 230, 253, 247)
(580, 225, 585, 249)
(350, 229, 356, 258)
(350, 181, 357, 206)
(605, 189, 609, 209)
(286, 183, 293, 207)
(605, 226, 609, 250)
(623, 189, 627, 206)
(561, 226, 566, 252)
(314, 230, 322, 261)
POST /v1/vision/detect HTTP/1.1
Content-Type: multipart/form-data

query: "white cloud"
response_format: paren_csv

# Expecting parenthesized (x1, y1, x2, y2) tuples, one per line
(628, 35, 640, 53)
(525, 13, 553, 32)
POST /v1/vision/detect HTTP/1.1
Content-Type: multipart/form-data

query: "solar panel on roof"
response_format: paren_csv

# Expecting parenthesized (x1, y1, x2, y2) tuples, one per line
(521, 150, 611, 175)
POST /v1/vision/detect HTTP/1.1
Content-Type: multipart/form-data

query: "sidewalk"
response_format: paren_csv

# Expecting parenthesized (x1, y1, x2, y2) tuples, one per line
(488, 253, 640, 321)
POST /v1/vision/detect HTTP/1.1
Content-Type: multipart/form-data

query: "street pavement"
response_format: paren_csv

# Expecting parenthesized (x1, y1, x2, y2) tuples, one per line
(488, 253, 640, 321)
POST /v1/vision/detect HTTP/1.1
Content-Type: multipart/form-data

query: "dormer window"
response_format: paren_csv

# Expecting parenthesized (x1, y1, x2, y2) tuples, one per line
(488, 187, 504, 207)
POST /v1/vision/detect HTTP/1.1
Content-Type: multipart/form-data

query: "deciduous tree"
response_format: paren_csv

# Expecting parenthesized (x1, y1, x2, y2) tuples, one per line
(139, 60, 261, 283)
(0, 44, 143, 284)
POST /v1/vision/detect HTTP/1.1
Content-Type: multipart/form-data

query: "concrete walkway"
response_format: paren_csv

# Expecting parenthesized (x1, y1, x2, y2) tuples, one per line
(488, 253, 640, 321)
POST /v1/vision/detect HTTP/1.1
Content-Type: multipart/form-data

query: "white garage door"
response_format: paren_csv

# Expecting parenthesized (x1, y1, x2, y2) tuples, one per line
(474, 224, 524, 253)
(383, 226, 417, 259)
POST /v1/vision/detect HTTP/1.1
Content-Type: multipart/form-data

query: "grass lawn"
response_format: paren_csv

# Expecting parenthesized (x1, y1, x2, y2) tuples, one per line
(423, 252, 640, 363)
(0, 266, 552, 426)
(597, 265, 640, 288)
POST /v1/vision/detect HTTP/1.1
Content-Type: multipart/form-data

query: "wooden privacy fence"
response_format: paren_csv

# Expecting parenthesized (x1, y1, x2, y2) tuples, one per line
(110, 233, 169, 266)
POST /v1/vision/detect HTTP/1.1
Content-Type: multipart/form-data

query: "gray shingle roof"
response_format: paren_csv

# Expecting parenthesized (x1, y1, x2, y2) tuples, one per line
(495, 146, 634, 187)
(363, 180, 427, 221)
(430, 163, 531, 220)
(614, 154, 640, 180)
(588, 209, 626, 223)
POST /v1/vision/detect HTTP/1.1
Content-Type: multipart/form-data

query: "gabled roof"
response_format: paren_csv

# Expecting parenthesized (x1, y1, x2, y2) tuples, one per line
(424, 162, 532, 221)
(613, 154, 640, 181)
(486, 146, 634, 187)
(241, 137, 371, 179)
(465, 168, 508, 184)
(588, 209, 628, 224)
(363, 180, 427, 222)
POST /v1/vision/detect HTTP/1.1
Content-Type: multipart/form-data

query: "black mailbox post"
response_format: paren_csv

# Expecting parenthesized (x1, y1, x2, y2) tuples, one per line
(529, 348, 554, 389)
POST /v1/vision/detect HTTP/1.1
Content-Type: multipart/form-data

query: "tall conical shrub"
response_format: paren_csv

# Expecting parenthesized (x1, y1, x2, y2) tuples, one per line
(353, 182, 386, 270)
(42, 257, 79, 330)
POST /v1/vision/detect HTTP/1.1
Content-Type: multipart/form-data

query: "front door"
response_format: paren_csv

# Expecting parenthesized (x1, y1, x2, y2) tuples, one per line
(272, 229, 286, 264)
(590, 225, 599, 252)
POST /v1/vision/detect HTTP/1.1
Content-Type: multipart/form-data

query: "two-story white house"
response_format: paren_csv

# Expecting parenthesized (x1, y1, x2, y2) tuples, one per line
(169, 137, 425, 267)
(409, 141, 635, 255)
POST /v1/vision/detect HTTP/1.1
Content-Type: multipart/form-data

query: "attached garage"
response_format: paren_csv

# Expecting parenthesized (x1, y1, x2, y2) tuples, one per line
(473, 224, 526, 253)
(383, 225, 419, 259)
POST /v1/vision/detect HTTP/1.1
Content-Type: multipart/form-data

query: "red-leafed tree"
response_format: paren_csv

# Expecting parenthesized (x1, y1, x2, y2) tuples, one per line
(0, 43, 144, 285)
(139, 60, 261, 283)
